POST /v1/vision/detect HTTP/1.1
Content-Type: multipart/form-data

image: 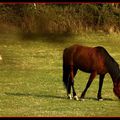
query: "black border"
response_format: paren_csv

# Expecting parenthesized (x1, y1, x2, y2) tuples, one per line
(0, 1, 120, 3)
(0, 1, 120, 119)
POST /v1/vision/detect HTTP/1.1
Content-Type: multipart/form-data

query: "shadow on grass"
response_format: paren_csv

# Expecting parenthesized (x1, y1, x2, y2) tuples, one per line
(5, 92, 116, 101)
(20, 32, 76, 44)
(85, 97, 114, 101)
(5, 92, 66, 100)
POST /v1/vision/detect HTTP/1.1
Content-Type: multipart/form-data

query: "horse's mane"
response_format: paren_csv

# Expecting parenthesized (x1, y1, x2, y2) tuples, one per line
(96, 46, 120, 80)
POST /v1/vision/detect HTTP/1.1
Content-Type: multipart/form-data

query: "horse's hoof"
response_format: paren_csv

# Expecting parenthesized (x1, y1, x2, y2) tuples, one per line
(68, 97, 72, 100)
(67, 96, 72, 100)
(74, 96, 79, 101)
(80, 98, 85, 101)
(98, 98, 103, 101)
(67, 94, 72, 100)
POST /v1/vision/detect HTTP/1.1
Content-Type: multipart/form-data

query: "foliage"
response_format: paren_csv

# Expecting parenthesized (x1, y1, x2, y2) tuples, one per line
(0, 3, 120, 34)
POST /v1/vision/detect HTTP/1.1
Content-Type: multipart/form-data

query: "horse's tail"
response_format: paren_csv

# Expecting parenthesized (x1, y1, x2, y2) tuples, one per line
(63, 48, 69, 90)
(63, 64, 69, 89)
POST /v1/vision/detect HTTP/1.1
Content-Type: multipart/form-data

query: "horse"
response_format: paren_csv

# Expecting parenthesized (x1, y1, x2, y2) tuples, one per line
(63, 44, 120, 101)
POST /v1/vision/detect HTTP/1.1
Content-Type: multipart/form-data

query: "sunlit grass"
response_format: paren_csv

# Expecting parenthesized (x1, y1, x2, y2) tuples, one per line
(0, 32, 120, 117)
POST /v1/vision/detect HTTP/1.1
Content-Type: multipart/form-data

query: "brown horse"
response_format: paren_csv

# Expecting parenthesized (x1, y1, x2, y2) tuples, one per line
(63, 44, 120, 101)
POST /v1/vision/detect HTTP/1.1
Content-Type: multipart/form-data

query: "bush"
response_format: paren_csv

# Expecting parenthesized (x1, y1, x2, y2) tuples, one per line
(0, 4, 120, 34)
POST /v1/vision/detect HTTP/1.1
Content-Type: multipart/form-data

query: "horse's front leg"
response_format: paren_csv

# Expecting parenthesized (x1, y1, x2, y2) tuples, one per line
(80, 71, 97, 101)
(97, 74, 105, 101)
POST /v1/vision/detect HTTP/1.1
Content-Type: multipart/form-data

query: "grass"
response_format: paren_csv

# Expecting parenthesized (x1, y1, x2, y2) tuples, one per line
(0, 32, 120, 117)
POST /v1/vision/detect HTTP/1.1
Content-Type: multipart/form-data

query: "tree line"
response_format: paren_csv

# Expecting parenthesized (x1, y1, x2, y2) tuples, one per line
(0, 3, 120, 34)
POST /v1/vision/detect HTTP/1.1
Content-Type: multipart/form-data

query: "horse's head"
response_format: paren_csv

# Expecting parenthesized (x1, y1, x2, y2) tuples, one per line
(113, 80, 120, 99)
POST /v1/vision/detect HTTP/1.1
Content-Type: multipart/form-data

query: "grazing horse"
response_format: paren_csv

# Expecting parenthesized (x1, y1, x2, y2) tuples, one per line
(63, 44, 120, 101)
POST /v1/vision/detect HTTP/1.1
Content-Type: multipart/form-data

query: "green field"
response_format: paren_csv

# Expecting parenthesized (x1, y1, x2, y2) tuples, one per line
(0, 32, 120, 117)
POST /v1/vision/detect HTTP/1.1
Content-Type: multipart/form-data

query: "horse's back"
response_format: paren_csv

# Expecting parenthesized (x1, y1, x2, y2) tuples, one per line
(63, 44, 92, 55)
(63, 44, 107, 60)
(63, 44, 108, 74)
(63, 44, 94, 66)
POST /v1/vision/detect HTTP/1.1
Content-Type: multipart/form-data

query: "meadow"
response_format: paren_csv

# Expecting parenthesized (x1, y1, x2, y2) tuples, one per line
(0, 32, 120, 117)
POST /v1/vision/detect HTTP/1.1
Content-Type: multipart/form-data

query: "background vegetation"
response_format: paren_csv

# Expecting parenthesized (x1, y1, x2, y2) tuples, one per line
(0, 3, 120, 34)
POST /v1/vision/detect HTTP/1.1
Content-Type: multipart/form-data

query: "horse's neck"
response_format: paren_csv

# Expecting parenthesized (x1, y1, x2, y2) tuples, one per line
(109, 71, 120, 83)
(106, 59, 120, 82)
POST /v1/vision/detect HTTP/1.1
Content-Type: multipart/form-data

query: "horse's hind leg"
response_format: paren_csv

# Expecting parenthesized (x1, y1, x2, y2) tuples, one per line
(67, 66, 79, 100)
(66, 66, 72, 100)
(67, 74, 72, 100)
(80, 71, 97, 100)
(69, 66, 79, 100)
(64, 68, 72, 100)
